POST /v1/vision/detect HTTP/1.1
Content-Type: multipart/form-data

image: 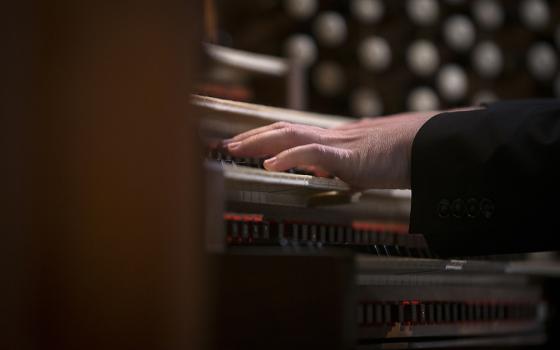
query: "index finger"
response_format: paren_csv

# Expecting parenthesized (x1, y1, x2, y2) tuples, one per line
(223, 121, 290, 145)
(227, 126, 322, 157)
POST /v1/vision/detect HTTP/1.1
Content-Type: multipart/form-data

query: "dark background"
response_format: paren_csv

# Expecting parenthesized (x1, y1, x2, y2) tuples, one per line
(212, 0, 560, 117)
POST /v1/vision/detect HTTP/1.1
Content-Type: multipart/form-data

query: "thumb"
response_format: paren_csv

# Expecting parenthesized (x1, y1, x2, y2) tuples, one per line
(263, 143, 351, 178)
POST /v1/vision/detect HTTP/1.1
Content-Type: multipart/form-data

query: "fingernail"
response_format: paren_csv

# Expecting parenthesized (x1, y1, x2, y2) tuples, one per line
(227, 141, 241, 150)
(263, 157, 277, 169)
(221, 138, 234, 145)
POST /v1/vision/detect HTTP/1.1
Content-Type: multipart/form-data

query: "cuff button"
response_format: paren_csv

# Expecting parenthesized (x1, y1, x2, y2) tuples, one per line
(451, 198, 466, 218)
(466, 198, 479, 218)
(437, 199, 451, 218)
(480, 198, 495, 219)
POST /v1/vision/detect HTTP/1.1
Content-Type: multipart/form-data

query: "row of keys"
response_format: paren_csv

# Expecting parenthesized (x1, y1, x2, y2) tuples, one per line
(224, 214, 431, 258)
(357, 301, 538, 326)
(208, 149, 317, 176)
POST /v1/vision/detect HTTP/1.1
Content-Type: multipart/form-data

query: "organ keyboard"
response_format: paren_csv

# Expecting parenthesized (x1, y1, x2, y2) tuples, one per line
(197, 94, 560, 349)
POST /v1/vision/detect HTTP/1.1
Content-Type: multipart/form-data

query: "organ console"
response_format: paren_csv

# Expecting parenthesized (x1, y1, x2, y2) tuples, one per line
(195, 93, 560, 349)
(201, 1, 560, 348)
(8, 1, 560, 349)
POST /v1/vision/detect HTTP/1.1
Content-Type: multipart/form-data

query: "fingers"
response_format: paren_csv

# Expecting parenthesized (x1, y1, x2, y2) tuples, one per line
(299, 165, 331, 177)
(263, 143, 351, 177)
(227, 125, 323, 157)
(223, 121, 290, 145)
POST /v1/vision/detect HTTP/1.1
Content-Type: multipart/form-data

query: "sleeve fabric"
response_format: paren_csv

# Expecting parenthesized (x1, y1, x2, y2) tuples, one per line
(409, 99, 560, 257)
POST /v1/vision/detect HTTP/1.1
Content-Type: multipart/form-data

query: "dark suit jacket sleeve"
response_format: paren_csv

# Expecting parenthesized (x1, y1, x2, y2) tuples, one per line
(409, 99, 560, 257)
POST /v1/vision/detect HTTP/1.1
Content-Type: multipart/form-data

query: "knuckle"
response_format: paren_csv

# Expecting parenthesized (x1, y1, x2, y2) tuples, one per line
(308, 143, 326, 154)
(340, 149, 355, 161)
(315, 130, 328, 145)
(282, 125, 298, 137)
(275, 121, 290, 129)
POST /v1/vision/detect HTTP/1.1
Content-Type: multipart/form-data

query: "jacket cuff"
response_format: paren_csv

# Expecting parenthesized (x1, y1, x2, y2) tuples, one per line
(408, 108, 493, 256)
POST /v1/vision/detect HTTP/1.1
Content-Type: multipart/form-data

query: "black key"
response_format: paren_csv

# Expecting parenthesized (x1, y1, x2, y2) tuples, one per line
(375, 304, 383, 324)
(366, 304, 374, 325)
(398, 304, 405, 323)
(408, 303, 417, 324)
(327, 226, 336, 243)
(357, 304, 365, 326)
(384, 304, 392, 324)
(427, 303, 435, 323)
(460, 303, 467, 322)
(345, 227, 353, 244)
(452, 303, 459, 322)
(436, 303, 443, 323)
(497, 304, 505, 320)
(468, 304, 475, 321)
(319, 225, 326, 243)
(444, 303, 451, 323)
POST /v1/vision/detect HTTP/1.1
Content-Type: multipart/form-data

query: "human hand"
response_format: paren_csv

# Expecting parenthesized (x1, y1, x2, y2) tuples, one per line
(333, 111, 439, 131)
(223, 111, 439, 189)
